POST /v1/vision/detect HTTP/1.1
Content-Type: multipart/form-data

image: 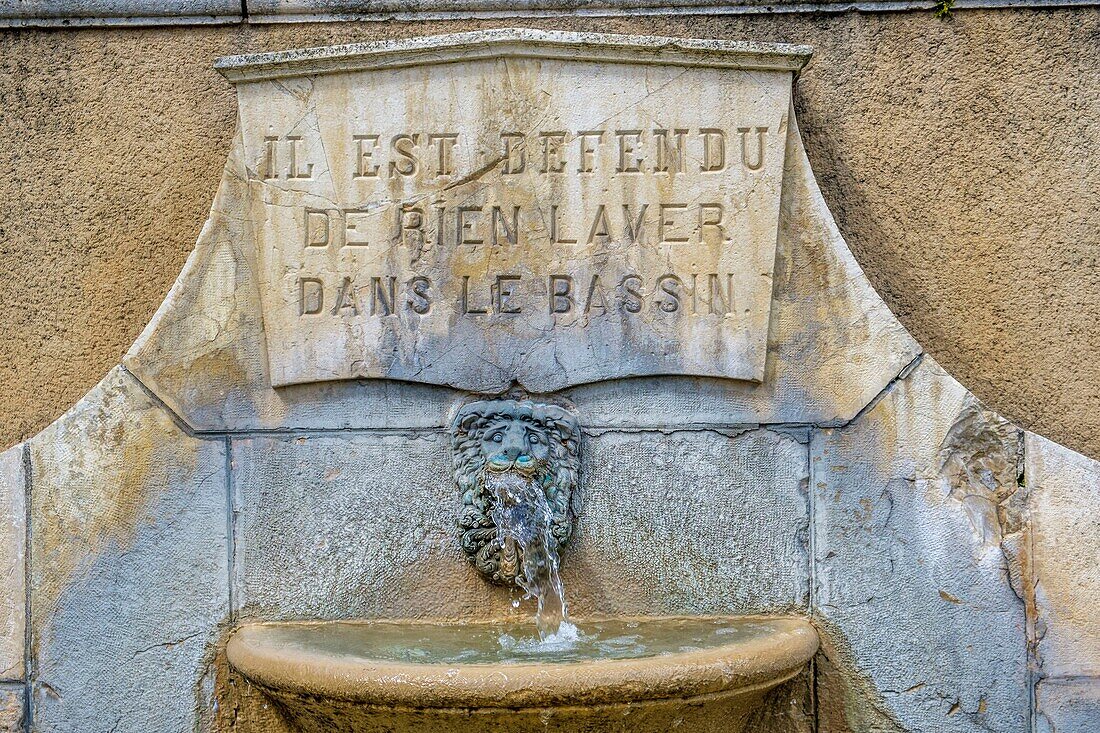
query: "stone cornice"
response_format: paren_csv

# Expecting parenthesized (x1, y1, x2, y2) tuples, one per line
(0, 0, 1094, 29)
(214, 28, 812, 82)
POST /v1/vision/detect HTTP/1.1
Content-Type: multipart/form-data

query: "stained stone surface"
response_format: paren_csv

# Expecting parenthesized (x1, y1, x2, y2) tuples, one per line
(0, 446, 23, 681)
(813, 357, 1028, 733)
(1026, 432, 1100, 679)
(564, 429, 809, 616)
(1035, 678, 1100, 733)
(232, 431, 497, 621)
(27, 368, 228, 733)
(0, 684, 22, 733)
(234, 428, 808, 621)
(123, 91, 918, 435)
(226, 31, 801, 392)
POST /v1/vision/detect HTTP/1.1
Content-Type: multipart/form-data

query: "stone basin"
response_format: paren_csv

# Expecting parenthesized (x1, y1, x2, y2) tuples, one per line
(226, 616, 819, 732)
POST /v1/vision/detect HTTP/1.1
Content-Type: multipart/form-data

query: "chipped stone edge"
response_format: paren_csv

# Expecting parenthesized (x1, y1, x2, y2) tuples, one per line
(244, 0, 1100, 22)
(0, 14, 239, 28)
(214, 28, 813, 82)
(1023, 431, 1100, 689)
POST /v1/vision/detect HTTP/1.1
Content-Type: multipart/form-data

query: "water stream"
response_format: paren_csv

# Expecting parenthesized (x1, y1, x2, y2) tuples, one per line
(486, 471, 574, 642)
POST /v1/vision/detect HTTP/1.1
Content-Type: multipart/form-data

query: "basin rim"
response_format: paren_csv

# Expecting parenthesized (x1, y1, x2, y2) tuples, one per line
(226, 615, 819, 709)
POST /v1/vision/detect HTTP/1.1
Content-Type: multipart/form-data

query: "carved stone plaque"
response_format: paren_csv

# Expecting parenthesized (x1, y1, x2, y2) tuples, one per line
(219, 30, 809, 392)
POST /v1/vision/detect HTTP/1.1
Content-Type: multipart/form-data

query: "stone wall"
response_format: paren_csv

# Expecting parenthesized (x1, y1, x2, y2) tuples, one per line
(0, 38, 1093, 728)
(0, 16, 1097, 733)
(1, 8, 1099, 460)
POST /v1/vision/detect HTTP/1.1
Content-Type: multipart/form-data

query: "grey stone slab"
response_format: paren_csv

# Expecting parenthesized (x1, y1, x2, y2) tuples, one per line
(242, 0, 839, 19)
(1036, 678, 1100, 733)
(233, 431, 504, 621)
(216, 28, 810, 80)
(1, 0, 1081, 27)
(233, 427, 808, 621)
(0, 445, 24, 681)
(1026, 432, 1100, 678)
(28, 368, 228, 733)
(813, 357, 1028, 733)
(242, 0, 1098, 24)
(563, 428, 810, 616)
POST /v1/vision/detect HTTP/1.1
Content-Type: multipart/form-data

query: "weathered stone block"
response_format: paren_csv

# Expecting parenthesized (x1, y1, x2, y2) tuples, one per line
(0, 445, 24, 680)
(28, 367, 228, 733)
(1026, 432, 1100, 678)
(564, 428, 809, 616)
(0, 683, 22, 732)
(0, 1, 240, 26)
(234, 427, 808, 622)
(1036, 677, 1100, 733)
(225, 32, 799, 392)
(232, 431, 500, 621)
(814, 357, 1028, 733)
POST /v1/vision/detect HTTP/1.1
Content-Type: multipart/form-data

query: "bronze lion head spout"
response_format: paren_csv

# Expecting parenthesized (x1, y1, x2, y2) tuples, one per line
(450, 399, 581, 587)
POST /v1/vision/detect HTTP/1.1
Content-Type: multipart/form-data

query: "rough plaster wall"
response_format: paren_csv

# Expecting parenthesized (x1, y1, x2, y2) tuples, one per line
(0, 9, 1098, 458)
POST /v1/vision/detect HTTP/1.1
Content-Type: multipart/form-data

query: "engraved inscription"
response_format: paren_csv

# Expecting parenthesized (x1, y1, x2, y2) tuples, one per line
(294, 272, 739, 319)
(244, 53, 793, 390)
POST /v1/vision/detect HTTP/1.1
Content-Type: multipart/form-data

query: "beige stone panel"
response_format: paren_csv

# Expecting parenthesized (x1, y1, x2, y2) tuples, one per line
(225, 32, 797, 392)
(1026, 431, 1100, 678)
(0, 446, 23, 681)
(124, 93, 917, 432)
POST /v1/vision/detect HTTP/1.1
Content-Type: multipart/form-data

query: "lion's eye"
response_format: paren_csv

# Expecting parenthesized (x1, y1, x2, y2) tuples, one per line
(490, 433, 503, 443)
(528, 433, 541, 445)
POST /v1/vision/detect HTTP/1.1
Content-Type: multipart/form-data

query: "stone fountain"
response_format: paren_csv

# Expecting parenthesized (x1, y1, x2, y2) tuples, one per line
(225, 395, 818, 731)
(6, 26, 1097, 733)
(207, 31, 823, 729)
